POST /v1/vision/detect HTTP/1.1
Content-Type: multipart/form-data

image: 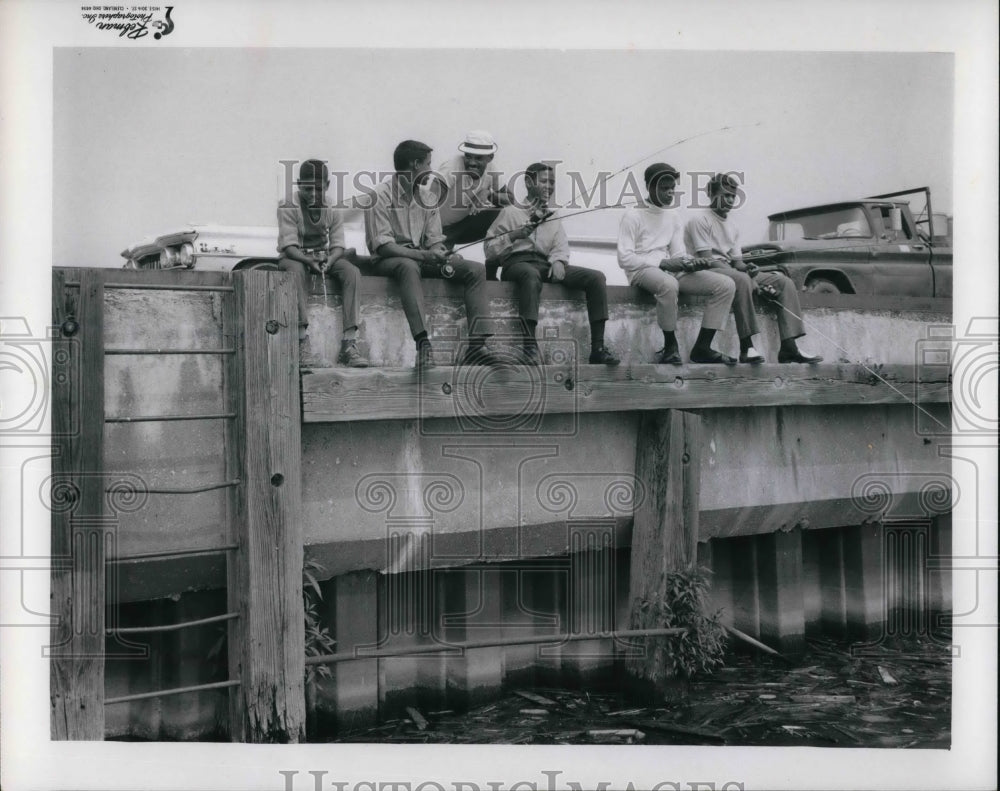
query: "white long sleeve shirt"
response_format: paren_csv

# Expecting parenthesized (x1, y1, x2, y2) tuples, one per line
(617, 205, 687, 279)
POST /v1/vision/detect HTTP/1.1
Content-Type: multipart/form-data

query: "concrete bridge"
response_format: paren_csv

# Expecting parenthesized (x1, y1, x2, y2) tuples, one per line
(49, 267, 952, 741)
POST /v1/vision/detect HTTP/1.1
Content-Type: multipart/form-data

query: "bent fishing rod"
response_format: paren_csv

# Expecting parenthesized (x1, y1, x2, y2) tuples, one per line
(449, 121, 765, 255)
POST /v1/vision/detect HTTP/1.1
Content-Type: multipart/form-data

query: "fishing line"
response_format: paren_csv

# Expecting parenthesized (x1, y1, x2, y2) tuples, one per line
(452, 121, 764, 255)
(755, 288, 950, 430)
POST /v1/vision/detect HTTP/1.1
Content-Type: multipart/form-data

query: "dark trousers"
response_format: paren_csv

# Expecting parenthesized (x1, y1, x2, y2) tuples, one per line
(363, 255, 489, 339)
(500, 252, 609, 327)
(279, 254, 360, 330)
(443, 209, 503, 246)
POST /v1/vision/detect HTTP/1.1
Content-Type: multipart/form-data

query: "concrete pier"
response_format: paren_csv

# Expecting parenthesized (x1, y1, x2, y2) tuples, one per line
(48, 268, 953, 740)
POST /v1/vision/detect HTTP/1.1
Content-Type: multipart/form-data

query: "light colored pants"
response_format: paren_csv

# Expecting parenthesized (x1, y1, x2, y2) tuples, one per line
(714, 267, 805, 341)
(629, 266, 736, 331)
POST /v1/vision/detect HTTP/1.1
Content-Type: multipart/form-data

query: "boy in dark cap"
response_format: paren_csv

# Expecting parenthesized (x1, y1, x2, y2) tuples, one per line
(617, 163, 737, 364)
(685, 173, 822, 364)
(278, 158, 368, 369)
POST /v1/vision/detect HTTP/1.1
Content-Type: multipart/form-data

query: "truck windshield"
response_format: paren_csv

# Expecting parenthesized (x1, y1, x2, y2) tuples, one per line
(769, 207, 873, 241)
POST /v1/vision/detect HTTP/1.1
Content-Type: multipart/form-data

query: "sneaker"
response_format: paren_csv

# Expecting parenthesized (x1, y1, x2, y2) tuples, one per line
(654, 347, 683, 365)
(337, 340, 369, 368)
(416, 340, 436, 370)
(299, 338, 334, 370)
(739, 346, 765, 364)
(588, 346, 621, 365)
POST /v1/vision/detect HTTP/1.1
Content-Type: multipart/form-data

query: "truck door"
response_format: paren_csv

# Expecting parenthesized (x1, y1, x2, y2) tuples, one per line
(869, 205, 935, 297)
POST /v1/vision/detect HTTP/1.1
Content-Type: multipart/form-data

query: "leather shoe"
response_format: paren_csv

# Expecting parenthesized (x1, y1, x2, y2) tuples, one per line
(739, 347, 765, 364)
(690, 348, 738, 365)
(588, 346, 621, 365)
(654, 347, 683, 365)
(778, 348, 823, 364)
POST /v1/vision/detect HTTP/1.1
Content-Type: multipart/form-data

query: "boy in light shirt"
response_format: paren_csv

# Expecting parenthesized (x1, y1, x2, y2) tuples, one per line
(616, 163, 737, 365)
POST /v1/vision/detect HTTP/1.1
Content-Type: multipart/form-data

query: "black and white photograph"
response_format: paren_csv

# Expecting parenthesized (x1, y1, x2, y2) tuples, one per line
(0, 2, 997, 790)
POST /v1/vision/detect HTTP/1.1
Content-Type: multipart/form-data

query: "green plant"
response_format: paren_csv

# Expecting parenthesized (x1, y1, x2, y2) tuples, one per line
(303, 558, 336, 684)
(634, 565, 727, 680)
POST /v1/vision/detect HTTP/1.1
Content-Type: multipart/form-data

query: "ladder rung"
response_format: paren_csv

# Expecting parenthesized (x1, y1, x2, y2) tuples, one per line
(105, 480, 240, 496)
(104, 347, 235, 355)
(105, 412, 236, 423)
(107, 543, 238, 563)
(107, 612, 238, 635)
(104, 679, 240, 705)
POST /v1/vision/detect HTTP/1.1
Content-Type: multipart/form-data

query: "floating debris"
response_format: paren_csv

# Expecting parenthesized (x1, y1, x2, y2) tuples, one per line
(323, 633, 951, 747)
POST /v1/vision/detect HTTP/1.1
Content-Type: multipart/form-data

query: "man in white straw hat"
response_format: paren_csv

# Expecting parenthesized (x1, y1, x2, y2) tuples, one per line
(429, 130, 511, 251)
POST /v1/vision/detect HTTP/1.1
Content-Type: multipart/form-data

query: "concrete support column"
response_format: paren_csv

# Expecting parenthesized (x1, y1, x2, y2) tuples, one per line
(843, 523, 887, 642)
(332, 570, 379, 732)
(729, 535, 760, 638)
(756, 530, 806, 655)
(816, 526, 848, 639)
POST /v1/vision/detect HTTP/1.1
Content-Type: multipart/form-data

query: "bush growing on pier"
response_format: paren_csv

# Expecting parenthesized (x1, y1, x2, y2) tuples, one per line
(634, 565, 727, 680)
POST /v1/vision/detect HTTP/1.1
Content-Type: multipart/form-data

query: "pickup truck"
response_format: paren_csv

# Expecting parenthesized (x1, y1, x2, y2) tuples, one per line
(741, 187, 952, 298)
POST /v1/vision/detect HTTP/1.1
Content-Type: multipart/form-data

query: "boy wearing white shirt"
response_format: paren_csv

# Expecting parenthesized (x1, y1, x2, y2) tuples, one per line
(617, 163, 737, 365)
(685, 173, 822, 364)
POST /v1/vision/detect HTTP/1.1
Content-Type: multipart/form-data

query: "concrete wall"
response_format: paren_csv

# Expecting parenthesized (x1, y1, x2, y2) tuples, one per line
(98, 280, 952, 600)
(303, 276, 951, 368)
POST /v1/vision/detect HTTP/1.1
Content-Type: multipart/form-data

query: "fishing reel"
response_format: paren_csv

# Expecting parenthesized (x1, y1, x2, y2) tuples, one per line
(528, 206, 554, 227)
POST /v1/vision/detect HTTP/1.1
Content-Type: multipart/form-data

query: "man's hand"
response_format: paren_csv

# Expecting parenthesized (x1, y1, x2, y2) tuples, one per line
(309, 252, 327, 274)
(424, 249, 448, 265)
(741, 261, 759, 277)
(549, 260, 566, 283)
(512, 223, 536, 241)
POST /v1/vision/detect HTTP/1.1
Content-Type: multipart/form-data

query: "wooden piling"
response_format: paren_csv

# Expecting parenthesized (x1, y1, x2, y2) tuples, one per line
(227, 271, 305, 743)
(626, 409, 702, 688)
(50, 269, 106, 740)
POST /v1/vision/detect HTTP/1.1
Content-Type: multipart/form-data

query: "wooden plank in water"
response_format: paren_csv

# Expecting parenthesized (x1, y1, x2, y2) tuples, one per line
(302, 363, 950, 423)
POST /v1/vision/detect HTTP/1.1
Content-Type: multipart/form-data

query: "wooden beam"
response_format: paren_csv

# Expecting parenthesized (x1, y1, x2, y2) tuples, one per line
(301, 363, 950, 423)
(625, 410, 701, 689)
(228, 271, 306, 743)
(50, 269, 106, 740)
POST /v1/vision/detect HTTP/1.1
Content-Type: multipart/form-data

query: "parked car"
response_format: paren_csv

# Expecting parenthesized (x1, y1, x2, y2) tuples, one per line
(121, 218, 627, 284)
(741, 187, 952, 298)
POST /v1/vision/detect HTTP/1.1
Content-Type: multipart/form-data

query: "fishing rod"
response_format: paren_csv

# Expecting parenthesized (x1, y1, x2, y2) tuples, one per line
(450, 121, 765, 255)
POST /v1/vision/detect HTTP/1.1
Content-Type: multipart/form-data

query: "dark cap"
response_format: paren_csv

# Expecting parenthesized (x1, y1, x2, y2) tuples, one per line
(297, 159, 329, 185)
(644, 162, 680, 186)
(707, 172, 741, 195)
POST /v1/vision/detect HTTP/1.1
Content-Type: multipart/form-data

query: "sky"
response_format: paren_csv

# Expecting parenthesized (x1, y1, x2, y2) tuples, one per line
(53, 49, 953, 273)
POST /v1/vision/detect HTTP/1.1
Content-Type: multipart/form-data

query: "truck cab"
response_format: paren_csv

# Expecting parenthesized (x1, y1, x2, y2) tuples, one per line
(743, 187, 952, 298)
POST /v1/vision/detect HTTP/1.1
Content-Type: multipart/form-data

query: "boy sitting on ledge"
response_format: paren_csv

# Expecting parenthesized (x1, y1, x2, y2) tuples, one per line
(277, 158, 369, 369)
(485, 162, 620, 366)
(363, 139, 500, 370)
